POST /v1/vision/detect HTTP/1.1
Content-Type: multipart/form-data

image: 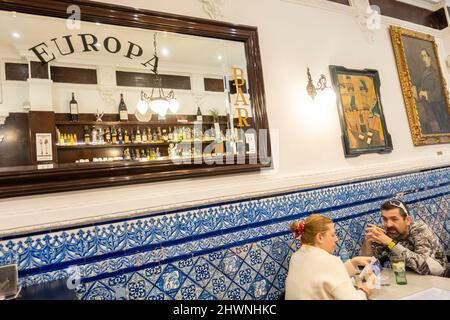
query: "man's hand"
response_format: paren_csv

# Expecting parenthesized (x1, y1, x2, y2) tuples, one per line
(366, 224, 392, 246)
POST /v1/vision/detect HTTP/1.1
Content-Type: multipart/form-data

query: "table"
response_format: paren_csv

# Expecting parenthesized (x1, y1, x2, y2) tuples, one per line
(16, 279, 78, 300)
(370, 269, 450, 300)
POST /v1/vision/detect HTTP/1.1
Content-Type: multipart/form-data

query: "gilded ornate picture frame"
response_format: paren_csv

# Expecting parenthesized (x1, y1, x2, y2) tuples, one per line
(390, 26, 450, 145)
(329, 65, 393, 157)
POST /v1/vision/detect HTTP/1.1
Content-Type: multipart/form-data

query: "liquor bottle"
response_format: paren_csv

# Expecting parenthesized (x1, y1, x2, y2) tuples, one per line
(162, 128, 168, 142)
(156, 147, 161, 158)
(141, 149, 147, 159)
(124, 148, 131, 160)
(148, 128, 153, 142)
(152, 129, 157, 142)
(111, 127, 117, 144)
(168, 127, 173, 141)
(131, 129, 136, 143)
(124, 130, 130, 144)
(136, 127, 142, 143)
(69, 134, 75, 145)
(119, 93, 128, 121)
(131, 149, 136, 160)
(69, 92, 79, 122)
(105, 127, 111, 143)
(173, 127, 178, 141)
(204, 128, 210, 141)
(157, 127, 162, 141)
(135, 148, 141, 160)
(186, 128, 192, 140)
(84, 126, 90, 144)
(142, 128, 148, 143)
(91, 127, 98, 144)
(118, 128, 123, 144)
(196, 106, 203, 122)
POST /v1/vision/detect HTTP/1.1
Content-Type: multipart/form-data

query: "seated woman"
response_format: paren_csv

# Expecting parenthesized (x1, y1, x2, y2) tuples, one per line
(285, 214, 373, 300)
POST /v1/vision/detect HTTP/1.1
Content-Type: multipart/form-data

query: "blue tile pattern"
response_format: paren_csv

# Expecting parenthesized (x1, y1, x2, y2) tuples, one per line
(1, 166, 450, 299)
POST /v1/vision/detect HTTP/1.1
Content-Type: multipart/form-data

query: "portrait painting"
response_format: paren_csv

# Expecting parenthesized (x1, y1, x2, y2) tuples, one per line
(390, 26, 450, 145)
(329, 65, 393, 157)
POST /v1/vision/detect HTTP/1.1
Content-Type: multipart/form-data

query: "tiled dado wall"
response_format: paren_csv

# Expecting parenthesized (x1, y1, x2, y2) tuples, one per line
(0, 166, 449, 300)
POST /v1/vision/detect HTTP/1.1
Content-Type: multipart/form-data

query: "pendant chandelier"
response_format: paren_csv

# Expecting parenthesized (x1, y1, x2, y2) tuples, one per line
(136, 33, 180, 118)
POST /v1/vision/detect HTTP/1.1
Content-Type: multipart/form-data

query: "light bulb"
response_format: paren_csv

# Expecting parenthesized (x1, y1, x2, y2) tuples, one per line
(158, 100, 169, 117)
(169, 98, 180, 113)
(150, 99, 168, 116)
(136, 100, 149, 115)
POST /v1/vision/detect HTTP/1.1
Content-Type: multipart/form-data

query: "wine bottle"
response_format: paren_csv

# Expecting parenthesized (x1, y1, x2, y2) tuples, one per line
(119, 93, 128, 121)
(196, 106, 203, 122)
(124, 130, 130, 144)
(70, 92, 79, 122)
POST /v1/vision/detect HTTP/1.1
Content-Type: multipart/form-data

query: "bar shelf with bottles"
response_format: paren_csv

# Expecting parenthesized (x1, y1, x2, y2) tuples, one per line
(57, 92, 254, 164)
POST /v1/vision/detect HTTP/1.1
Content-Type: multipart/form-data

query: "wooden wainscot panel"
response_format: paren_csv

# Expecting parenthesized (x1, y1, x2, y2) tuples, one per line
(116, 71, 191, 90)
(204, 78, 224, 92)
(5, 63, 28, 81)
(0, 113, 32, 167)
(50, 66, 98, 84)
(30, 61, 49, 79)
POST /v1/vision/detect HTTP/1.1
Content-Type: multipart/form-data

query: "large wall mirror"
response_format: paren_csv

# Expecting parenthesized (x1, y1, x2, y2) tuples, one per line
(0, 0, 271, 198)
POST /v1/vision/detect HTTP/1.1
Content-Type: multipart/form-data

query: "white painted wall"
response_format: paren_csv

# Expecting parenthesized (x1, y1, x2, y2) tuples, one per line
(1, 0, 450, 235)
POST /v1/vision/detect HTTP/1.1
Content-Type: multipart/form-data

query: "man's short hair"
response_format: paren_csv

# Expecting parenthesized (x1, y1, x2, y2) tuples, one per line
(381, 199, 410, 218)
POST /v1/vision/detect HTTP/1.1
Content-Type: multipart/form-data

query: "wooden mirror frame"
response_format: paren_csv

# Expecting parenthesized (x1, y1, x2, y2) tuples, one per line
(0, 0, 271, 198)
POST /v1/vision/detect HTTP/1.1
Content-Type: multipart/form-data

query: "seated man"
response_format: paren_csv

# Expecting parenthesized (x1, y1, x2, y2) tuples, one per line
(361, 199, 448, 276)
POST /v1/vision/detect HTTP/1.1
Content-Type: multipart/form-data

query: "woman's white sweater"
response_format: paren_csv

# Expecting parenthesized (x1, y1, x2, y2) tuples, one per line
(285, 245, 366, 300)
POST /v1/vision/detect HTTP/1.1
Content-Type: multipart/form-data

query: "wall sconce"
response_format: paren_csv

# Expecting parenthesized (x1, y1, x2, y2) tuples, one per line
(306, 67, 330, 100)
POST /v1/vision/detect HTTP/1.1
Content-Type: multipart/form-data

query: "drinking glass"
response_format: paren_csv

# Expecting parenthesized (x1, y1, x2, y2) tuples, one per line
(390, 254, 407, 285)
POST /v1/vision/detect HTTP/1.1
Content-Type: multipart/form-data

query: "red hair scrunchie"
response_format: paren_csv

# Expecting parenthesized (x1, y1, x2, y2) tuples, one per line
(290, 220, 305, 242)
